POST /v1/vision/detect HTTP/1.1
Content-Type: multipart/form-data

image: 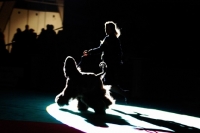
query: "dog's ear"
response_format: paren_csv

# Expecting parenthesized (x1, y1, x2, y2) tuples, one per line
(63, 56, 79, 77)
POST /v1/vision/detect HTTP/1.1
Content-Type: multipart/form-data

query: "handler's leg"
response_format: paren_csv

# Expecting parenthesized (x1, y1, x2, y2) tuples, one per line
(110, 85, 130, 104)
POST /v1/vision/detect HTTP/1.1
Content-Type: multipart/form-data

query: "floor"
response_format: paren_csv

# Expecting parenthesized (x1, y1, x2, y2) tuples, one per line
(0, 87, 200, 133)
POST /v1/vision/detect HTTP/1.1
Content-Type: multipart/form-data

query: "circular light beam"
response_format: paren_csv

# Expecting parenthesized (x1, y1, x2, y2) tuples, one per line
(45, 99, 200, 133)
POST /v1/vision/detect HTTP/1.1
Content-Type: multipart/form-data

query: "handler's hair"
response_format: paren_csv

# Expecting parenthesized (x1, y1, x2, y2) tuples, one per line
(104, 21, 121, 38)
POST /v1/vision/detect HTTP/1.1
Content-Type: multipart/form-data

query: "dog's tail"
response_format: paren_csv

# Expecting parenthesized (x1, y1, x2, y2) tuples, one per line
(96, 61, 107, 79)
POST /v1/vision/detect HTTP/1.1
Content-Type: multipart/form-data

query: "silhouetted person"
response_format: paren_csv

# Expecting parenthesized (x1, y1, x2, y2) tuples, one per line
(21, 24, 32, 56)
(37, 28, 45, 41)
(36, 28, 46, 54)
(36, 24, 58, 89)
(22, 24, 31, 39)
(39, 24, 57, 54)
(45, 24, 56, 37)
(46, 24, 56, 41)
(11, 28, 23, 55)
(82, 21, 130, 103)
(29, 28, 37, 54)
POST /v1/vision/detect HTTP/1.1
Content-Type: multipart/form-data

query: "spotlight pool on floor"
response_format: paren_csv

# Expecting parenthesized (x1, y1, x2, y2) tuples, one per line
(46, 99, 199, 133)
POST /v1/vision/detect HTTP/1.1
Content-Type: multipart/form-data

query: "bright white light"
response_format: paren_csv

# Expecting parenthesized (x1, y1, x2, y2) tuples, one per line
(113, 104, 200, 130)
(46, 99, 200, 133)
(47, 99, 200, 133)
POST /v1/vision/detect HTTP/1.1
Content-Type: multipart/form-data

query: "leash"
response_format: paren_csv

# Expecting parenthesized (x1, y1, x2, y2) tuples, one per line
(77, 55, 84, 67)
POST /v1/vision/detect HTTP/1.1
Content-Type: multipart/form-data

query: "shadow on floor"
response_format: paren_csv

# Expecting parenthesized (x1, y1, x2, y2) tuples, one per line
(60, 108, 132, 127)
(113, 109, 200, 133)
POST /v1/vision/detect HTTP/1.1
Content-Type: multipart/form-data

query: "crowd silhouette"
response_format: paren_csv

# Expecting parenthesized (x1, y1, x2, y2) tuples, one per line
(0, 24, 71, 90)
(10, 24, 58, 57)
(0, 24, 70, 66)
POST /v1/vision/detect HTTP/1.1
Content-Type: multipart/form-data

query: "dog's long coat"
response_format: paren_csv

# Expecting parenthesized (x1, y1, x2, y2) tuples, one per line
(55, 56, 114, 114)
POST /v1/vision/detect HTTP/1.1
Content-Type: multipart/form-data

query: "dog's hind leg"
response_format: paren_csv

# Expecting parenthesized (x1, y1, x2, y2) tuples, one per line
(102, 96, 113, 108)
(93, 100, 107, 115)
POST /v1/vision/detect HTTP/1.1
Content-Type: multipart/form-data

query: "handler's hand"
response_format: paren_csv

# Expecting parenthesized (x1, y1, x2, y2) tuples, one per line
(83, 50, 88, 56)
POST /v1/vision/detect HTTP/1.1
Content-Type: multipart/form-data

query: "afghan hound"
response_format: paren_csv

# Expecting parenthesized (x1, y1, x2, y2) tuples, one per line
(55, 56, 115, 114)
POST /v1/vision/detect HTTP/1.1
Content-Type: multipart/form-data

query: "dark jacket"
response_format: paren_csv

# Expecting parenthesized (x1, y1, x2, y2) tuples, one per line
(88, 34, 123, 66)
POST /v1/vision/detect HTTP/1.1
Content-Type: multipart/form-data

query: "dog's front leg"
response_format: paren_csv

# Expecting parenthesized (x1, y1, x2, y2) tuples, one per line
(81, 96, 107, 115)
(77, 97, 89, 111)
(55, 87, 76, 107)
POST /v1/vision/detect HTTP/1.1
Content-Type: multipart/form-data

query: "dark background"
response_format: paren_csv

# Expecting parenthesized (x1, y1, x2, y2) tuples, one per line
(62, 0, 200, 102)
(1, 0, 200, 103)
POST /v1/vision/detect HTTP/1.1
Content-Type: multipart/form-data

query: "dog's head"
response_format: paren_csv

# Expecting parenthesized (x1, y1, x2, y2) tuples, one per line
(63, 56, 79, 78)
